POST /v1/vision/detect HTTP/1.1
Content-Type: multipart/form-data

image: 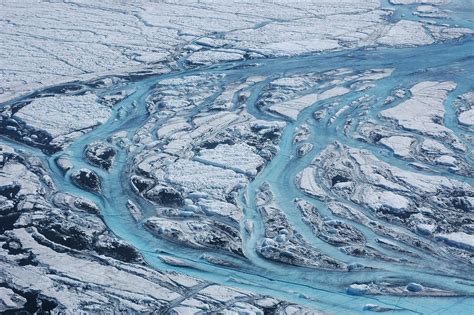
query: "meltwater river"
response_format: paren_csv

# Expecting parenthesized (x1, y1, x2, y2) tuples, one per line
(2, 2, 473, 313)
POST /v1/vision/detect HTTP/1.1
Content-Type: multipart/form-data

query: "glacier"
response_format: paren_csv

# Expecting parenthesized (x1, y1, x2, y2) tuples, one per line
(0, 0, 473, 313)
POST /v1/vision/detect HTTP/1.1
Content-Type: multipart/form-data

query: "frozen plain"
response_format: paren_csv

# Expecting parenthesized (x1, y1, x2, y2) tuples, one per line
(0, 0, 473, 313)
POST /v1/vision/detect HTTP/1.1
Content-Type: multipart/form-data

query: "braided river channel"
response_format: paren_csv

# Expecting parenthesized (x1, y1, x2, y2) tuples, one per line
(2, 2, 473, 313)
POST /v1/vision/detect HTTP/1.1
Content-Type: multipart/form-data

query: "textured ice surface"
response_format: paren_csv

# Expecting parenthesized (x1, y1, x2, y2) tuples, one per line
(1, 0, 473, 313)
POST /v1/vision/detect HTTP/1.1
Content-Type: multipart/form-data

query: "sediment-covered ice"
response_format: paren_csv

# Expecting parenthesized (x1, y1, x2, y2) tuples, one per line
(355, 120, 472, 175)
(298, 142, 473, 264)
(255, 183, 346, 270)
(0, 143, 312, 313)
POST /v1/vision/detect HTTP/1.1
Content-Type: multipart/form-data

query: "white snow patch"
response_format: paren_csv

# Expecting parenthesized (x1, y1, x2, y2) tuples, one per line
(380, 135, 415, 158)
(380, 81, 462, 149)
(198, 143, 265, 176)
(187, 50, 244, 65)
(436, 232, 474, 252)
(458, 109, 474, 126)
(262, 39, 340, 56)
(269, 86, 350, 120)
(14, 93, 110, 138)
(165, 159, 247, 199)
(389, 0, 449, 4)
(378, 20, 434, 47)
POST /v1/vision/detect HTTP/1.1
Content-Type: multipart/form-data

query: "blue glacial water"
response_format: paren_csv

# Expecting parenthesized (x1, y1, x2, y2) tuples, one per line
(2, 5, 474, 314)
